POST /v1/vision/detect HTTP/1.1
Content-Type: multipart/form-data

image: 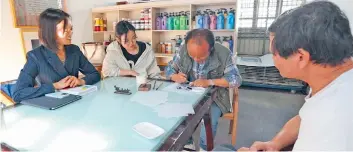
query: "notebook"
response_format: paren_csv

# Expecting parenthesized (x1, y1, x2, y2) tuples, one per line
(21, 94, 82, 110)
(60, 85, 98, 96)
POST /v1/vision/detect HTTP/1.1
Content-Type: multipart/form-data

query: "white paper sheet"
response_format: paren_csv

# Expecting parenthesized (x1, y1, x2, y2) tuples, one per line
(237, 54, 275, 67)
(130, 91, 168, 107)
(162, 83, 206, 95)
(154, 103, 195, 118)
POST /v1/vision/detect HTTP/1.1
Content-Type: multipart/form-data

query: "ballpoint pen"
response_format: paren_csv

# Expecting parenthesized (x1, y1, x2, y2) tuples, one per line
(153, 80, 157, 90)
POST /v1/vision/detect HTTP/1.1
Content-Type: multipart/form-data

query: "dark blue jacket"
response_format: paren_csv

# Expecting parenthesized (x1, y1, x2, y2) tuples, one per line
(13, 44, 101, 102)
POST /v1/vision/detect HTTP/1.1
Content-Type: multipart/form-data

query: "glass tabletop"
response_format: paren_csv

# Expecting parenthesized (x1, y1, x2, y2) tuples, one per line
(1, 77, 208, 151)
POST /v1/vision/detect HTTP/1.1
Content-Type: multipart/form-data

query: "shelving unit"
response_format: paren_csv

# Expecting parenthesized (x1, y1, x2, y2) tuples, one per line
(91, 0, 237, 67)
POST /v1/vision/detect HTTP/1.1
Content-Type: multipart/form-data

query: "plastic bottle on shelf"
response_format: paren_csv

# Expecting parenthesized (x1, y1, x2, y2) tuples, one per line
(156, 13, 162, 30)
(215, 36, 222, 44)
(136, 20, 140, 30)
(166, 43, 172, 54)
(99, 18, 104, 31)
(227, 8, 235, 29)
(228, 36, 234, 53)
(195, 10, 203, 29)
(162, 13, 168, 30)
(103, 18, 107, 31)
(210, 11, 217, 30)
(171, 39, 177, 53)
(222, 36, 230, 50)
(186, 11, 190, 30)
(203, 10, 210, 29)
(173, 12, 180, 30)
(94, 18, 100, 31)
(217, 9, 225, 29)
(176, 35, 183, 54)
(157, 42, 162, 53)
(140, 19, 145, 30)
(161, 42, 166, 53)
(167, 12, 174, 30)
(180, 11, 187, 30)
(222, 8, 228, 28)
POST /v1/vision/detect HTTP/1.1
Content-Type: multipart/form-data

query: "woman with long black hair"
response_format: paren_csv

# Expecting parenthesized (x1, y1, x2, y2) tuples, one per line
(13, 8, 100, 102)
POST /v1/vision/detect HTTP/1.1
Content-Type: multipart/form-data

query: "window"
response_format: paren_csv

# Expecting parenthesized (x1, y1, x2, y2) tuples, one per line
(238, 0, 304, 28)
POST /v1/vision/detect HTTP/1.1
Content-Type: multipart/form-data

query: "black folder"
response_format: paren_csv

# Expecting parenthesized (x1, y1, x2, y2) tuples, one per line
(21, 94, 82, 110)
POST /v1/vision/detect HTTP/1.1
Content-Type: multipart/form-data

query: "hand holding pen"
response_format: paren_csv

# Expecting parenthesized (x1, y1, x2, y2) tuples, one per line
(171, 72, 188, 84)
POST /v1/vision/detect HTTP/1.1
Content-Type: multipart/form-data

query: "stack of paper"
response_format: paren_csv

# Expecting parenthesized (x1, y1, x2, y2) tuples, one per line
(130, 91, 168, 107)
(60, 85, 98, 96)
(154, 103, 195, 118)
(162, 83, 206, 94)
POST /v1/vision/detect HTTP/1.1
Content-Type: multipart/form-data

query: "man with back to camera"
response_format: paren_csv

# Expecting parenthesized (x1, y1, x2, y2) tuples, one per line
(214, 1, 353, 151)
(165, 29, 242, 150)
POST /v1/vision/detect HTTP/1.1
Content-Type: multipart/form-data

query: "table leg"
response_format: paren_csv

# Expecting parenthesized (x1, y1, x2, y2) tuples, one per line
(203, 111, 214, 151)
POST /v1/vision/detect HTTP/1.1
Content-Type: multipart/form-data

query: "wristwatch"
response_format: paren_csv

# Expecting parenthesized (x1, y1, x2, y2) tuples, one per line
(208, 79, 215, 86)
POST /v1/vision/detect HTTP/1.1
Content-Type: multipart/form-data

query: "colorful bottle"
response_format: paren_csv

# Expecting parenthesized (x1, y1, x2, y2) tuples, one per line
(217, 9, 225, 29)
(166, 43, 172, 54)
(195, 10, 203, 29)
(180, 11, 187, 30)
(167, 13, 174, 30)
(171, 39, 177, 53)
(222, 8, 228, 26)
(161, 42, 166, 53)
(203, 10, 210, 29)
(156, 13, 162, 30)
(228, 36, 234, 53)
(186, 11, 190, 30)
(162, 13, 168, 30)
(222, 36, 230, 50)
(227, 8, 235, 29)
(173, 12, 180, 30)
(215, 36, 222, 44)
(210, 11, 217, 30)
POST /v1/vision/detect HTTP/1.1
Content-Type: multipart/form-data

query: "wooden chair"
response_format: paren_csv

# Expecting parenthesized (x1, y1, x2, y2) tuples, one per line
(223, 88, 239, 145)
(0, 80, 16, 107)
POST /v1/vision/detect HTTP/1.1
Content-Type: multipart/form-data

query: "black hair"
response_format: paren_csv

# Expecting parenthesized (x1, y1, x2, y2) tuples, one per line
(39, 8, 70, 51)
(268, 0, 353, 66)
(185, 29, 215, 52)
(115, 21, 136, 44)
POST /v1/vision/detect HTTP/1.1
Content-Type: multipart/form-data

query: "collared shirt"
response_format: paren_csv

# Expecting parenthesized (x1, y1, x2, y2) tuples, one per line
(165, 51, 241, 88)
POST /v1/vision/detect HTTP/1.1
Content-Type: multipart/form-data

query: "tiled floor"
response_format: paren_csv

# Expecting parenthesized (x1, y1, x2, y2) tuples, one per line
(213, 87, 305, 149)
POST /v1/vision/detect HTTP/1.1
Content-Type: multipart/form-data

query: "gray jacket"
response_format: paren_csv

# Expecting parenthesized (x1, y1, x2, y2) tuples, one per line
(167, 43, 242, 113)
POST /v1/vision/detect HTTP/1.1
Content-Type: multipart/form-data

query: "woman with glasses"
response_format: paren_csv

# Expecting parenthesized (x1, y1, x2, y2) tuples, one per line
(12, 8, 100, 102)
(102, 21, 160, 78)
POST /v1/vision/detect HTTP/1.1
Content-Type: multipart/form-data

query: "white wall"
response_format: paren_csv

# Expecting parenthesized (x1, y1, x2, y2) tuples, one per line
(307, 0, 353, 34)
(0, 0, 26, 82)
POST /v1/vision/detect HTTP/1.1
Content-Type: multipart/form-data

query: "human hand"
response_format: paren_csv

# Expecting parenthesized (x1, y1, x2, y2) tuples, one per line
(129, 70, 139, 77)
(238, 141, 281, 151)
(171, 72, 187, 83)
(190, 79, 211, 88)
(67, 76, 85, 88)
(53, 76, 71, 90)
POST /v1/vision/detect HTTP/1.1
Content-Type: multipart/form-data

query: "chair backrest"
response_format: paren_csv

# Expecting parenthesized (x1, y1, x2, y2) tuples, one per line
(0, 80, 17, 106)
(229, 88, 240, 112)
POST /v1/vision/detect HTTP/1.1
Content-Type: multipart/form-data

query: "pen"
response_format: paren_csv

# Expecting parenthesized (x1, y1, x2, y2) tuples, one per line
(153, 80, 157, 90)
(156, 82, 163, 90)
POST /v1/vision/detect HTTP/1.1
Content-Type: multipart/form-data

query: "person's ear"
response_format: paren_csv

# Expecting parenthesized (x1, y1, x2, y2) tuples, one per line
(116, 36, 121, 43)
(297, 48, 311, 69)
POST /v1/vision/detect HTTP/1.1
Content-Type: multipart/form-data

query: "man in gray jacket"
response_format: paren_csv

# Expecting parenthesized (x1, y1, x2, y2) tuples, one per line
(165, 29, 242, 150)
